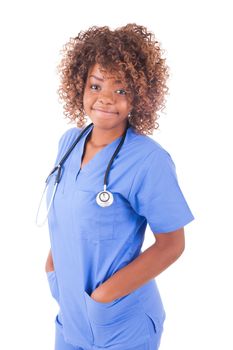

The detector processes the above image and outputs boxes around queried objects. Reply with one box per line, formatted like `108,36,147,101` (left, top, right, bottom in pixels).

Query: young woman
43,23,195,350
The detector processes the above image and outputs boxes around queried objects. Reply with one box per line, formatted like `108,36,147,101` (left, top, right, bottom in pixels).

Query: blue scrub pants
54,313,163,350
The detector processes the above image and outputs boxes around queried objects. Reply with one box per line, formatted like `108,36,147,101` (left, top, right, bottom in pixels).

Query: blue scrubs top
46,123,195,349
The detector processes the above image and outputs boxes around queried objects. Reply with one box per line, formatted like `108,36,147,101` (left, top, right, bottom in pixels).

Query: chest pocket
71,189,117,240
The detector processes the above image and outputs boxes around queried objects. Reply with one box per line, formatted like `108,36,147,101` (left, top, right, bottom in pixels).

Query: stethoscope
35,121,130,227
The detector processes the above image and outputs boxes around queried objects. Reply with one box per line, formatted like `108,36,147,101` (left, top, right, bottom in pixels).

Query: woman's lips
92,108,118,115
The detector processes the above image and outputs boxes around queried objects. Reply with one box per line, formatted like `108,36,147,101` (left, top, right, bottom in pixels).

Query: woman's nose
98,90,114,104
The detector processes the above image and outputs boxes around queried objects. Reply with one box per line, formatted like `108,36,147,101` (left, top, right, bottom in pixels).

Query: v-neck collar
76,123,133,174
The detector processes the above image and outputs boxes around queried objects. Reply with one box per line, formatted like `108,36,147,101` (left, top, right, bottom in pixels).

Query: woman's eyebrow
89,74,122,84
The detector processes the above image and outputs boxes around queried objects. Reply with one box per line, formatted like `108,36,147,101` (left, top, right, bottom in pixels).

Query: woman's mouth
92,108,118,115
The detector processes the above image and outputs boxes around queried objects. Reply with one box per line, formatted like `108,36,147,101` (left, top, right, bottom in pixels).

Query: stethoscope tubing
35,121,130,227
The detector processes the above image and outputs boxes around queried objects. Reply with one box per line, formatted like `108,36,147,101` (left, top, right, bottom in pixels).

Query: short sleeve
128,149,195,234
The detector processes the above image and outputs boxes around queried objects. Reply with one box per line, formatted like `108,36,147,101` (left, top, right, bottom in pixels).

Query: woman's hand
45,248,55,273
90,286,116,303
90,228,185,304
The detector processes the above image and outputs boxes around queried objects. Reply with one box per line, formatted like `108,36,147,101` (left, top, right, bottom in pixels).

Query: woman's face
83,63,132,130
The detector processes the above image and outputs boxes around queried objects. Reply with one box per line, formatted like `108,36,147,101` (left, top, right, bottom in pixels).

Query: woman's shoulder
130,128,171,160
55,126,84,159
59,126,82,139
58,126,83,146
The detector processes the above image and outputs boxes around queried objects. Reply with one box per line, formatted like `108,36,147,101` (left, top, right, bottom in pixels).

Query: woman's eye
90,84,99,90
116,89,127,95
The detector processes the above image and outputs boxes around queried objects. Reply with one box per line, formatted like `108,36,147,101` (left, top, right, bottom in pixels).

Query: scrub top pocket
83,289,150,348
72,190,116,240
46,270,59,303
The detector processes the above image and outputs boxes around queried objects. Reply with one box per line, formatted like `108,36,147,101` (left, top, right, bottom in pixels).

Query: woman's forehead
88,63,125,82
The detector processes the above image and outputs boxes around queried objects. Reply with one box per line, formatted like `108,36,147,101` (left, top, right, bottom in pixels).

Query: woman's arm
45,248,55,272
91,227,185,302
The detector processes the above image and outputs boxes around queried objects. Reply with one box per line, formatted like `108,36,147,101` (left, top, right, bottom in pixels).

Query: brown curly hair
57,23,170,135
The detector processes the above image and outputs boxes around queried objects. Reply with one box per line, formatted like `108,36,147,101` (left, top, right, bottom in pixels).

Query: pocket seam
144,312,158,335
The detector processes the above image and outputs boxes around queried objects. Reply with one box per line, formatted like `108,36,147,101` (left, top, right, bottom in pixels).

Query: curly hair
57,23,170,135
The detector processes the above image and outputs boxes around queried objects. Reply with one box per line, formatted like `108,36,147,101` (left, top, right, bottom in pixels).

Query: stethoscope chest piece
96,189,114,207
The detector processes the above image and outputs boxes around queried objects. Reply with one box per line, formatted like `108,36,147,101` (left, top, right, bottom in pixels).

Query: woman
43,23,195,350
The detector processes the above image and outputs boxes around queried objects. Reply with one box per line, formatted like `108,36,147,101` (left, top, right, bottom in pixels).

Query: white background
0,1,232,349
